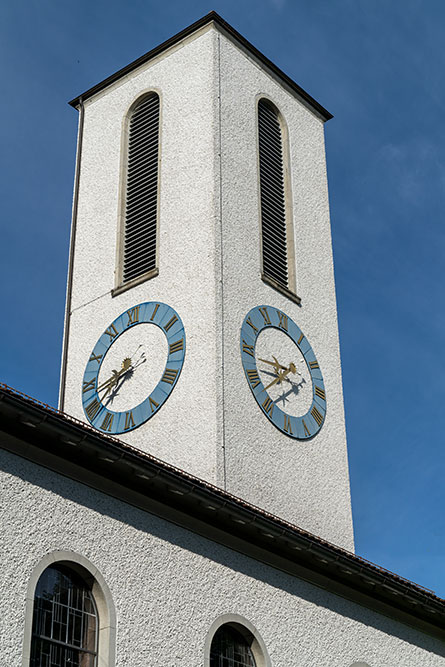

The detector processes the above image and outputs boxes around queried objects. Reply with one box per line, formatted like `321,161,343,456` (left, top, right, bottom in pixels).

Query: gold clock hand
263,376,281,391
97,374,117,393
258,358,277,366
272,356,281,368
101,382,116,400
263,367,292,391
97,357,134,395
258,357,287,371
97,370,121,393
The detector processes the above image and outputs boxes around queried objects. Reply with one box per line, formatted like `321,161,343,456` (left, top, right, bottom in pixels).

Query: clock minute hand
97,369,122,393
263,367,292,391
97,357,134,394
258,357,287,371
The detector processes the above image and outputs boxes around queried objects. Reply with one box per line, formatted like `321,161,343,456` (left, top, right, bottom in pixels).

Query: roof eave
0,384,444,639
68,11,332,122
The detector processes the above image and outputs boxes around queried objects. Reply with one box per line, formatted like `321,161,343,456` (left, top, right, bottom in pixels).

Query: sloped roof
69,11,332,121
0,382,444,639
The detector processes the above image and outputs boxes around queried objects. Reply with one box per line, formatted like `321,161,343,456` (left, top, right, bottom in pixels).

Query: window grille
30,565,98,667
123,92,160,285
258,98,289,290
210,625,257,667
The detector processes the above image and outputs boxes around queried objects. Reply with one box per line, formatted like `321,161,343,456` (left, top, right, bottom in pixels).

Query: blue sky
1,0,444,597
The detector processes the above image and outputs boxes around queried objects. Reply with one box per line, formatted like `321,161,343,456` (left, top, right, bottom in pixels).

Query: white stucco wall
62,26,222,483
216,33,354,550
1,451,443,667
60,23,353,550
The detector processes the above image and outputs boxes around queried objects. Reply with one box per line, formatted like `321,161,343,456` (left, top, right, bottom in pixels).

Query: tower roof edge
68,11,333,121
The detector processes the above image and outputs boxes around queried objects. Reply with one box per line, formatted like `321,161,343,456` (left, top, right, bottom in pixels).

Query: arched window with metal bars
121,92,160,287
210,625,257,667
30,564,98,667
258,98,297,301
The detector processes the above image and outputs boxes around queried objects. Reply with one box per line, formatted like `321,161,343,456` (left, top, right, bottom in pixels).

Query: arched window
210,624,257,667
258,98,296,299
121,92,160,287
30,564,98,667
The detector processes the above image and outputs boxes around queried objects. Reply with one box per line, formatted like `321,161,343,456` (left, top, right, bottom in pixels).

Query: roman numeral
150,303,160,321
302,419,311,437
242,340,254,358
85,398,101,421
277,311,288,331
262,397,274,417
149,396,159,413
164,314,178,332
284,415,293,434
311,405,324,426
127,306,140,326
104,324,118,341
315,386,326,401
162,368,178,385
297,333,304,345
309,361,319,370
246,317,258,335
124,412,135,430
100,412,114,432
89,352,103,364
169,339,184,355
246,369,260,388
82,378,96,394
259,307,271,325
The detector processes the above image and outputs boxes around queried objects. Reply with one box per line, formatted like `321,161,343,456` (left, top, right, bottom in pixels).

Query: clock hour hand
97,370,120,393
262,360,299,391
263,367,292,391
97,358,133,396
258,357,287,373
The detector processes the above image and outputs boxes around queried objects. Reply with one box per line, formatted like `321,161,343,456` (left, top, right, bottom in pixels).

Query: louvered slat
123,93,160,284
258,99,288,289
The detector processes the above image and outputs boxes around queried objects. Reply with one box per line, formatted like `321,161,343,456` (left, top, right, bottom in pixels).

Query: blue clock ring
240,305,326,440
82,302,186,434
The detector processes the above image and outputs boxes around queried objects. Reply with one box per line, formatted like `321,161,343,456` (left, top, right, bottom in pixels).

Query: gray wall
1,449,444,667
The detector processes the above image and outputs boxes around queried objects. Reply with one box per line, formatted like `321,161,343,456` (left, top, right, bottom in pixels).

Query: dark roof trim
0,383,444,638
68,11,332,121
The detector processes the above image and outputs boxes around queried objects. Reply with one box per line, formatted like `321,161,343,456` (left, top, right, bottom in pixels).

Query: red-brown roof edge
1,379,445,634
68,11,332,121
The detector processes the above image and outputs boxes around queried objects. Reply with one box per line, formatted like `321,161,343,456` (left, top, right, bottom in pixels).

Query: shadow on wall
2,448,444,660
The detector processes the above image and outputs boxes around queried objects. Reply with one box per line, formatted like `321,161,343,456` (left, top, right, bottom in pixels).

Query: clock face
82,302,185,434
240,305,326,439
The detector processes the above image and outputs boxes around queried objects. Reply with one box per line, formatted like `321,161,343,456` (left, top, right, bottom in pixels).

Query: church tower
59,13,354,551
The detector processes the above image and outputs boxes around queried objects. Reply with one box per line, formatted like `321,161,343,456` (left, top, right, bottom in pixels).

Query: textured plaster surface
62,27,221,482
217,34,354,550
1,451,444,667
61,25,353,549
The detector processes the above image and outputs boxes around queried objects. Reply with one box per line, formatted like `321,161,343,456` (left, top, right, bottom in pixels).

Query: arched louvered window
30,564,98,667
258,98,297,301
122,92,160,286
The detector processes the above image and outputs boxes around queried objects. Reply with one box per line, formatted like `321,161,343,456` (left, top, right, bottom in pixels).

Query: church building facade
1,12,444,667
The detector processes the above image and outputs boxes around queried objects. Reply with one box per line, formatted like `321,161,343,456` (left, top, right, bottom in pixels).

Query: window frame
22,552,116,667
31,564,99,666
204,615,270,667
113,89,162,297
256,95,300,305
